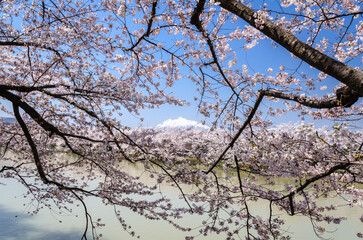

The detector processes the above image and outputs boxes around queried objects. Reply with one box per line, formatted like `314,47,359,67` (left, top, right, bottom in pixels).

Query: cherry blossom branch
0,133,16,158
334,15,355,55
1,86,148,169
300,190,323,239
71,190,95,240
9,106,119,239
1,89,113,175
12,102,103,196
277,162,352,215
1,165,43,203
206,92,264,174
40,89,147,159
0,89,100,143
0,40,76,83
218,0,363,96
128,1,158,51
0,83,117,99
190,0,243,102
268,200,277,240
0,164,23,173
1,85,143,157
208,170,221,228
150,159,194,212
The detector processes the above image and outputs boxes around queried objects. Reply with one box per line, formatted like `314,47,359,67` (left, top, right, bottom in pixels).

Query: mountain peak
156,117,210,130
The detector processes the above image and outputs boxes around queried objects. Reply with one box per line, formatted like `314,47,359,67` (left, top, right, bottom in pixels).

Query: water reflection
0,205,81,240
0,156,362,239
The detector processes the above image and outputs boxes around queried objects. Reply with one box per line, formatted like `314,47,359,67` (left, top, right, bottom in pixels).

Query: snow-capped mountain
156,117,210,130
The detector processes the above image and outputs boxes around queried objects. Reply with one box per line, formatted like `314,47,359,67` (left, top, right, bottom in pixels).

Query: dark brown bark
336,86,360,107
261,88,359,108
218,0,363,97
0,41,62,56
128,1,158,51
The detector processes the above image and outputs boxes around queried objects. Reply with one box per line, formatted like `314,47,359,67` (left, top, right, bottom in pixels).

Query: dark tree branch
206,92,264,174
336,86,360,107
13,103,49,184
0,89,114,175
234,155,253,238
288,194,294,216
145,1,157,36
12,102,100,196
0,41,64,57
0,86,149,169
234,155,245,195
275,162,352,215
334,15,355,56
260,88,357,108
150,159,194,212
268,200,277,239
71,190,93,240
293,162,351,196
0,84,57,92
127,0,158,51
0,89,91,143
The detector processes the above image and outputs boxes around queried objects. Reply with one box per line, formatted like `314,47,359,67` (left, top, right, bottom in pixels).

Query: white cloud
156,117,210,130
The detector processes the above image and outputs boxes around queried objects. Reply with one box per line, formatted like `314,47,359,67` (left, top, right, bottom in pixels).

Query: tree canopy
0,0,362,239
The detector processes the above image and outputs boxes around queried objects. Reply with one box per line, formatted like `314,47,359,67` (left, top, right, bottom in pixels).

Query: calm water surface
0,155,362,240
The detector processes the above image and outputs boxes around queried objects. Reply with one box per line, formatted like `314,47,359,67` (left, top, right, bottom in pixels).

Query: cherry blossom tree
0,0,362,239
